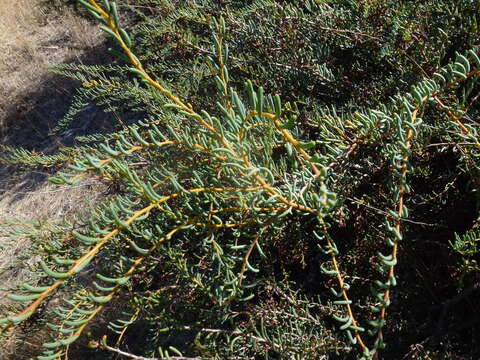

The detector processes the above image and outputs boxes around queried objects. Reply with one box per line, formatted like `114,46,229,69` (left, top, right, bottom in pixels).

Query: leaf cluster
1,1,480,359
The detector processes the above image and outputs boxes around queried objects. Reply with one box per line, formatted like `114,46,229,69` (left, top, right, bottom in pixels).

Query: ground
0,2,106,358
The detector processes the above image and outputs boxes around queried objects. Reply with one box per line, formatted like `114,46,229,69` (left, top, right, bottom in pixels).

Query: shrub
1,1,480,359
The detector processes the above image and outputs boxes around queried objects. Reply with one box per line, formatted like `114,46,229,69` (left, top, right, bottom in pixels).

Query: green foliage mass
1,0,480,359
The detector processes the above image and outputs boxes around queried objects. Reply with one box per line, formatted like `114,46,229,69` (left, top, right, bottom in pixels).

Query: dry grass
0,0,101,133
0,2,108,357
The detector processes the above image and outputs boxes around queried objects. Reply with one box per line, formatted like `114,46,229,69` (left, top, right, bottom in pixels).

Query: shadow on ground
0,40,117,206
0,37,116,360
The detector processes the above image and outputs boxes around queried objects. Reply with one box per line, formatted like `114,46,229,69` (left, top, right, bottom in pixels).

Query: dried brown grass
0,0,101,132
0,2,107,357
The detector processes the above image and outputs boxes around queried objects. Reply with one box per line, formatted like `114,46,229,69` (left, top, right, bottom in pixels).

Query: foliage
1,0,480,359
